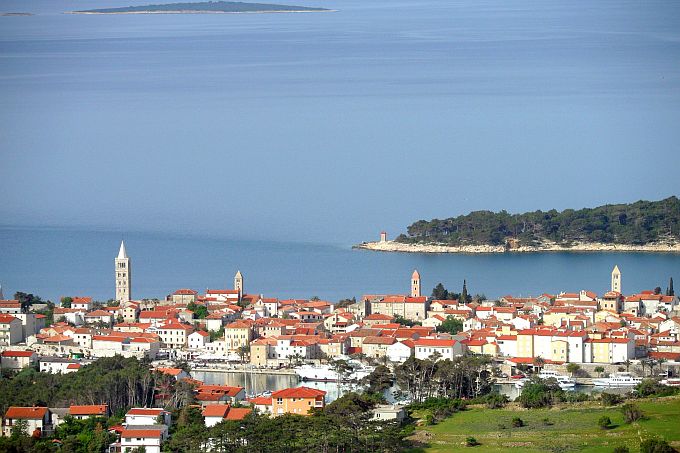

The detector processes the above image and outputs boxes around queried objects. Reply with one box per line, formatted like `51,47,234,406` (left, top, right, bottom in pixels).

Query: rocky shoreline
354,240,680,254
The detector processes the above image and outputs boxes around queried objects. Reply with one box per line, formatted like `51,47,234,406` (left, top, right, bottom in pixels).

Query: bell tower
411,269,421,298
234,270,244,299
115,240,131,302
611,265,621,293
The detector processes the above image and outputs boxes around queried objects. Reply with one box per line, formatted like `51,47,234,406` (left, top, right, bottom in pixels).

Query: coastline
69,10,334,15
354,240,680,254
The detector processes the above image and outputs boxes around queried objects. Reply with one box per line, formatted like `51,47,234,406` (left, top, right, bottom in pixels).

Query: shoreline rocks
354,240,680,254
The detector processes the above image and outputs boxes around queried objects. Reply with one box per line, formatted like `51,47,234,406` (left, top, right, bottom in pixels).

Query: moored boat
593,372,642,387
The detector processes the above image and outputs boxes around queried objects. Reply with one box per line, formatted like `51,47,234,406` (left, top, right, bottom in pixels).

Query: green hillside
396,197,680,247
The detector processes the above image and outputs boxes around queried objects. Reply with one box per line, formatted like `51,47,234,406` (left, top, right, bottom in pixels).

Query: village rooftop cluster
1,242,679,451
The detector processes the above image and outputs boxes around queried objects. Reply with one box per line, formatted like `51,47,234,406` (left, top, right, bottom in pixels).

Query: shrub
465,437,480,447
598,415,612,430
484,393,510,409
511,417,525,428
497,423,506,430
542,417,553,426
612,447,630,453
635,380,680,398
639,438,677,453
621,403,643,424
518,379,564,408
601,392,623,406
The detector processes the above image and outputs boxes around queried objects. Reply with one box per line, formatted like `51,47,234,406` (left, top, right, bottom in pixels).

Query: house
195,385,246,406
156,320,194,349
120,426,168,453
248,396,273,415
204,313,226,332
362,336,395,359
0,314,23,345
2,407,51,437
188,330,211,350
202,404,252,427
155,367,190,381
171,289,198,304
271,387,325,416
368,295,430,322
414,338,464,361
0,300,22,314
1,350,37,370
125,408,171,426
84,309,114,326
224,321,253,351
69,405,109,419
70,297,93,311
371,404,406,423
39,357,80,374
386,340,414,363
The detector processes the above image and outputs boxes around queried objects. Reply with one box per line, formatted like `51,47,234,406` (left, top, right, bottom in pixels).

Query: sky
1,0,679,244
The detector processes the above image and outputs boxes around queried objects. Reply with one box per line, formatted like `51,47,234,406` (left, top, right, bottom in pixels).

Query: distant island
72,1,332,14
357,196,680,253
1,12,34,16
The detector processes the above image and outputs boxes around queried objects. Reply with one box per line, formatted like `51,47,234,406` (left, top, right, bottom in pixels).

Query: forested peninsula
72,1,331,14
358,197,680,253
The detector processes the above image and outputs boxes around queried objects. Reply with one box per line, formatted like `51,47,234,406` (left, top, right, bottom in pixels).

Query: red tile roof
69,405,108,416
0,314,17,323
5,407,48,419
225,407,252,420
1,350,35,357
272,386,326,399
202,404,229,417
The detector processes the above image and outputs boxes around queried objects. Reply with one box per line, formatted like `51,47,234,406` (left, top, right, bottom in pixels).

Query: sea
0,226,677,303
1,0,679,301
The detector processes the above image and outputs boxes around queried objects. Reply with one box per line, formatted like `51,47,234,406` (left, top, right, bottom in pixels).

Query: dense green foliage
166,392,407,452
397,196,680,247
517,378,564,408
0,356,156,414
77,1,329,13
395,356,493,403
436,316,464,335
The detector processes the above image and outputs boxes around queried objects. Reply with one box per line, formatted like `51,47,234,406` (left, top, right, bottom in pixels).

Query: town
0,241,678,452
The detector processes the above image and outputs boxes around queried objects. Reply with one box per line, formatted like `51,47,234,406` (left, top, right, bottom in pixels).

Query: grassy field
407,396,680,453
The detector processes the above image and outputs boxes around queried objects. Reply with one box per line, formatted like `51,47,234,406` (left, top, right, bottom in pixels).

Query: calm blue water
0,2,678,301
0,0,679,243
0,227,677,302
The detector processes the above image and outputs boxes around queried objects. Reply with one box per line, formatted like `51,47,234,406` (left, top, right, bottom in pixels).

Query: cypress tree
668,277,675,296
461,279,469,304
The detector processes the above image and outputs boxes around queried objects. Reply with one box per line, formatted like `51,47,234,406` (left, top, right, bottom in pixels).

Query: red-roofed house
2,407,51,437
69,405,109,419
202,404,252,427
271,387,325,416
414,338,464,361
1,350,37,370
121,427,168,453
0,314,22,345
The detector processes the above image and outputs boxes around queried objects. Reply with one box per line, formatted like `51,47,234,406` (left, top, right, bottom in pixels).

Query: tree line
397,196,680,247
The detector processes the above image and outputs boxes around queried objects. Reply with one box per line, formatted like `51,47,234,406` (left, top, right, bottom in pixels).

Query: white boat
660,378,680,387
593,372,642,387
515,370,576,389
295,363,374,382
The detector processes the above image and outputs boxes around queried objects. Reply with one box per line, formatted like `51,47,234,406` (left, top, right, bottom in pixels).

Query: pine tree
431,283,448,300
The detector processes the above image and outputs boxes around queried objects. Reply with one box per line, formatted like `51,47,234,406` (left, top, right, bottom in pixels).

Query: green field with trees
406,396,680,453
396,196,680,247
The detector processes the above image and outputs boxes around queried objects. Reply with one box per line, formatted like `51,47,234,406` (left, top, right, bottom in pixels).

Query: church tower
411,269,421,298
611,265,621,293
115,240,131,302
234,270,244,299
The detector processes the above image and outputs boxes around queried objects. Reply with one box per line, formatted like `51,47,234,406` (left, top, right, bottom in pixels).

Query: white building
125,408,171,426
